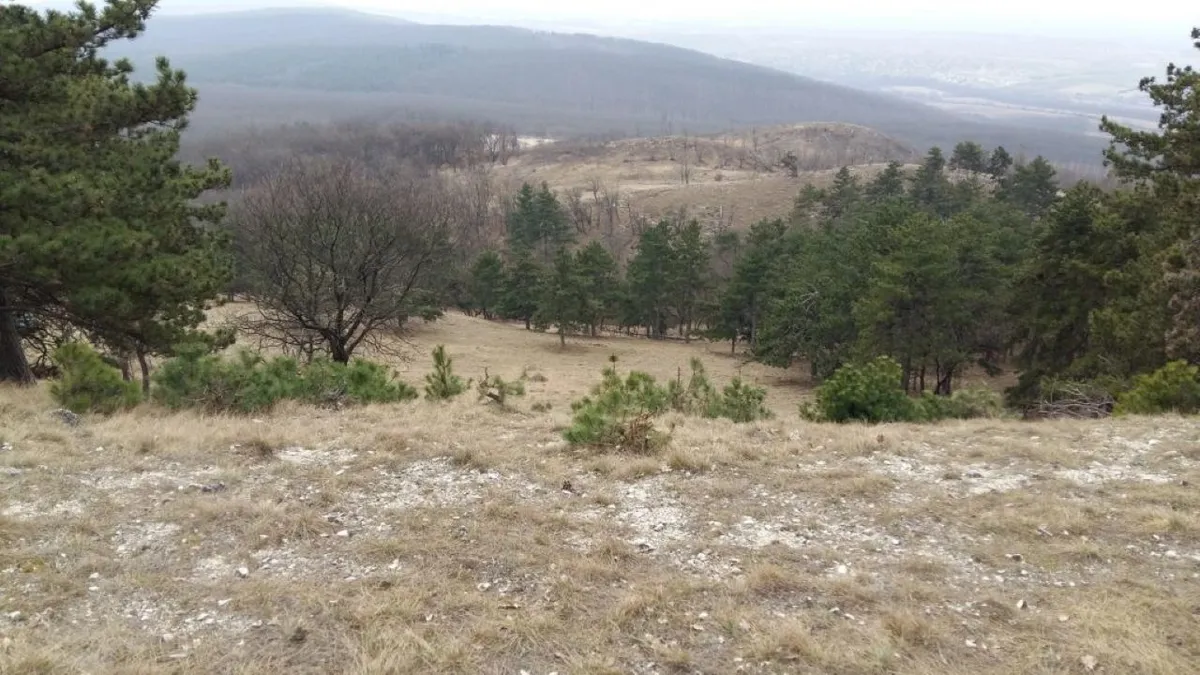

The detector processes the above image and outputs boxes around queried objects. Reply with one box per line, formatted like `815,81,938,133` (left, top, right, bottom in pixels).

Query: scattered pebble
236,567,250,579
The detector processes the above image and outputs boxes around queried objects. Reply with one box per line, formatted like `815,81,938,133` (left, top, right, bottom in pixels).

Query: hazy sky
23,0,1200,39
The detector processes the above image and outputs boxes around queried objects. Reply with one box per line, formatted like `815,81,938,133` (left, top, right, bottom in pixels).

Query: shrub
710,377,774,423
49,342,142,414
914,387,1006,421
666,359,773,423
804,356,915,423
424,345,468,401
477,369,526,405
564,356,671,453
153,345,416,413
304,357,418,406
1115,361,1200,416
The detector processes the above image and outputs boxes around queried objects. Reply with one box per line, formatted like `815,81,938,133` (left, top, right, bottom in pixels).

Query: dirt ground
2,315,1198,674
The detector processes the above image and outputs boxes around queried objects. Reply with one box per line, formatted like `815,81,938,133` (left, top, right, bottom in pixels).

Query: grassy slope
2,313,1198,674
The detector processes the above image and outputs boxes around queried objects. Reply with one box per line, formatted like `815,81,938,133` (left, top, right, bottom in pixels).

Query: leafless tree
233,157,453,363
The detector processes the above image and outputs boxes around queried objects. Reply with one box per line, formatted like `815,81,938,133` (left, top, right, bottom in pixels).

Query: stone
236,567,250,578
49,409,81,427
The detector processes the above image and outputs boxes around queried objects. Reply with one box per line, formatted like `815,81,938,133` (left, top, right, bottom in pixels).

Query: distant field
3,311,1198,674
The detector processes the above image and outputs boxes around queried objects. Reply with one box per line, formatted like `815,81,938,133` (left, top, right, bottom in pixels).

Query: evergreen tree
669,220,711,342
909,147,950,215
626,222,675,338
1007,184,1134,402
574,241,621,336
999,156,1059,218
949,141,987,173
505,182,573,264
468,250,505,319
713,219,786,352
987,146,1014,179
499,253,542,330
535,248,587,346
0,1,232,384
825,167,862,220
1101,27,1200,363
854,212,1007,394
865,161,907,203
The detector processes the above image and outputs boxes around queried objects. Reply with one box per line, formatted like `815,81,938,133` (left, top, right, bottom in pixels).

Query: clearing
2,314,1198,674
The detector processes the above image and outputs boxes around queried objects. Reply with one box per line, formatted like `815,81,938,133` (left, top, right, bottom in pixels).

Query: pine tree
574,241,621,336
1101,27,1200,363
499,253,543,330
999,156,1059,218
866,161,907,203
949,141,987,173
626,222,675,339
468,250,505,319
535,248,587,346
714,219,786,351
987,146,1014,179
0,1,232,384
910,147,950,215
825,167,862,220
669,220,710,342
505,182,573,265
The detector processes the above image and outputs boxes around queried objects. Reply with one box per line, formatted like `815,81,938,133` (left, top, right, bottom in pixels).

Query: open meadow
2,314,1198,674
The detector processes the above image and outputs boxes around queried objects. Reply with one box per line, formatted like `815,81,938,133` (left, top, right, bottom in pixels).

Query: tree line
4,1,1199,416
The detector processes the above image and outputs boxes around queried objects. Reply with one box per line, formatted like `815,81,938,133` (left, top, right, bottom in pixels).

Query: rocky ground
2,384,1198,674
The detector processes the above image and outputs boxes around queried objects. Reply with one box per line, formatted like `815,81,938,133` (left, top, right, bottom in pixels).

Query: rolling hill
110,8,1107,163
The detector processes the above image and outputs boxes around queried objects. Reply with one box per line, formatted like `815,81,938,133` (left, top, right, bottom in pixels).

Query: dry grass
3,315,1200,674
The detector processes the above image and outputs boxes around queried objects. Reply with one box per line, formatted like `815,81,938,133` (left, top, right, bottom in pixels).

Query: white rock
236,567,250,578
336,530,350,538
836,565,849,575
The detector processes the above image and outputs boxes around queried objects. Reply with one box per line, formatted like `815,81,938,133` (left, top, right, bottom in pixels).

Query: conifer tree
574,241,621,336
669,220,710,341
987,146,1014,179
499,253,543,330
999,156,1059,218
626,222,675,339
468,250,505,319
505,182,573,264
949,141,987,173
0,0,232,384
865,161,907,203
1101,27,1200,363
535,248,587,346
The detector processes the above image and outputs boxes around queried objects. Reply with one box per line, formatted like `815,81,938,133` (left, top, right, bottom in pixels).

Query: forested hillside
106,8,1105,162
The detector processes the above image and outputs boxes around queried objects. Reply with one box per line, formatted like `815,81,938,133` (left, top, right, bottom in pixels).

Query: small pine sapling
424,345,468,401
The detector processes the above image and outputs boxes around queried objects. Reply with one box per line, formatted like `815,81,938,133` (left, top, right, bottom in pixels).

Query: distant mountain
110,8,1106,163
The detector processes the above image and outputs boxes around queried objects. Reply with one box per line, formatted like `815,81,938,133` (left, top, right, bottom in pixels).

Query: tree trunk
731,337,737,354
137,349,152,397
0,288,34,385
524,316,531,330
559,327,566,346
329,336,351,364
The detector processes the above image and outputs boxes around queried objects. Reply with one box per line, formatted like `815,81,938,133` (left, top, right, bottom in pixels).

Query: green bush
804,356,915,423
424,345,468,401
564,356,671,453
1115,361,1200,415
914,387,1006,421
710,377,774,423
152,345,416,414
666,359,773,423
49,342,142,414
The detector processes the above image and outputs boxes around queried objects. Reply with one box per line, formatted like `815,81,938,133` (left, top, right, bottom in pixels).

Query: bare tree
233,158,453,363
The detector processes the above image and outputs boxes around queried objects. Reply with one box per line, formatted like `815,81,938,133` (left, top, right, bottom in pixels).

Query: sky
20,0,1200,40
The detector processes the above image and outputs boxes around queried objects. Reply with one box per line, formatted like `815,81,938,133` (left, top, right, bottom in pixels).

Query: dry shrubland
3,314,1199,674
